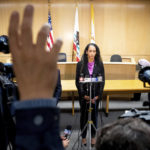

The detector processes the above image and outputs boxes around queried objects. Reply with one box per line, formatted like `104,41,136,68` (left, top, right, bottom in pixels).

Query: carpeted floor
59,93,150,150
60,110,125,150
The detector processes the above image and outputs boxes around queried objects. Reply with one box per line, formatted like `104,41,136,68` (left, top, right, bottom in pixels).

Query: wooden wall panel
0,0,150,62
57,58,136,80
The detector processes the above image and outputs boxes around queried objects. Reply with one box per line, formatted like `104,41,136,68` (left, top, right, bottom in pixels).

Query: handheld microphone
64,125,72,139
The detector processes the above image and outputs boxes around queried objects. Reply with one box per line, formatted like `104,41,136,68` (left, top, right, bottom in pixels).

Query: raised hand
8,5,62,100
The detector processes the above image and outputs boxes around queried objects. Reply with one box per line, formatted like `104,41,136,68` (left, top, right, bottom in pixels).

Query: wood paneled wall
0,0,150,62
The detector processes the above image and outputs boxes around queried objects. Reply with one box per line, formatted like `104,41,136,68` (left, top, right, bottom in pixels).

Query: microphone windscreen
64,125,72,138
66,125,72,130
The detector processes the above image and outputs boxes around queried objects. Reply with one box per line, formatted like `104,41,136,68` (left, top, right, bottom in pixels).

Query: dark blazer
53,70,62,104
76,61,105,100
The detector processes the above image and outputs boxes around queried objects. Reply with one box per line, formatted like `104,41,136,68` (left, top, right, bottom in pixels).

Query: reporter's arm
8,5,63,150
9,5,62,100
14,99,64,150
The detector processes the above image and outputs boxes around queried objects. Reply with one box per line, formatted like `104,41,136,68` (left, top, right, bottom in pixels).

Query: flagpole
72,0,77,62
48,0,50,12
48,0,51,17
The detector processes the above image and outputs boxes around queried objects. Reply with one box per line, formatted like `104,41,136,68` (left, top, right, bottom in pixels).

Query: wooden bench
61,80,150,115
58,58,136,80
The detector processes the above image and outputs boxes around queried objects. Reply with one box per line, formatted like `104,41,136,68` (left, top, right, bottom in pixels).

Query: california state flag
72,6,80,62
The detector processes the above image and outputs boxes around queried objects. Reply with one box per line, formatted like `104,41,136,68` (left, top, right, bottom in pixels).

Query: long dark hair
80,43,102,73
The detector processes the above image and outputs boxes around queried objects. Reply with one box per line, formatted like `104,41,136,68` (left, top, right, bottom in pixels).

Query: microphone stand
73,79,101,150
87,81,97,150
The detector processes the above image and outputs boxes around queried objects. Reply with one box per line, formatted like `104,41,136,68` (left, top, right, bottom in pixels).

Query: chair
110,54,122,62
58,53,67,62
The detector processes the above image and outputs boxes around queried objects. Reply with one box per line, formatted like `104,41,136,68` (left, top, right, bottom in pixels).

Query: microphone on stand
84,75,91,82
83,74,103,83
79,73,84,82
79,73,84,96
93,74,96,100
84,75,90,96
98,73,103,82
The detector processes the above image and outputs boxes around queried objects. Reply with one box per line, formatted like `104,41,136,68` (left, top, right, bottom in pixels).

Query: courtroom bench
58,57,136,80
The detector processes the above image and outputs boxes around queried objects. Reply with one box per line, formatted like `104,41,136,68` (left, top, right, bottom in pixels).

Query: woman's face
86,45,96,62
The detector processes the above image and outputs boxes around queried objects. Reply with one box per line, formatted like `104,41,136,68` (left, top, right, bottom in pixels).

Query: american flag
46,11,54,51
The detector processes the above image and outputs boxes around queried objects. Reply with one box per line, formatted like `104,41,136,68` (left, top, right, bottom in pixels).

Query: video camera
0,35,17,101
139,66,150,87
0,35,18,150
120,64,150,125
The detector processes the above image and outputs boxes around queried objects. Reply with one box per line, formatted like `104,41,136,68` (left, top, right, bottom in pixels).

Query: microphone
64,125,72,139
91,74,97,82
98,74,103,82
83,74,103,83
79,73,84,82
84,75,98,82
84,75,91,82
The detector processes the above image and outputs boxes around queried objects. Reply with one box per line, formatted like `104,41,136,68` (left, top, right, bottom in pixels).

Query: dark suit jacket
76,61,105,100
53,70,62,104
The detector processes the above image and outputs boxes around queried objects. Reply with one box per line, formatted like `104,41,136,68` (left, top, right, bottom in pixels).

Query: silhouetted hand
61,136,70,148
91,96,98,104
84,95,90,103
8,5,62,100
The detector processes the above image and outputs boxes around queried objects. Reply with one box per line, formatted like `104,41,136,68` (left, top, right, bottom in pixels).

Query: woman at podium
75,43,105,146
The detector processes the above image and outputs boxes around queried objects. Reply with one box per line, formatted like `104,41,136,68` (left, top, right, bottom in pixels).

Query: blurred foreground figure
9,5,64,150
96,118,150,150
